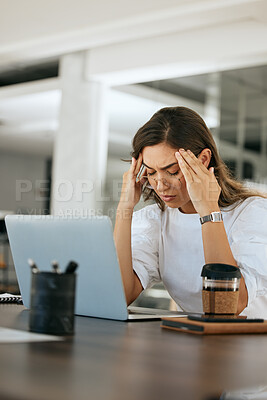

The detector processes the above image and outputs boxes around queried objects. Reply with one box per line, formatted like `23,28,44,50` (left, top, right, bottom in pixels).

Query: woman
114,106,267,317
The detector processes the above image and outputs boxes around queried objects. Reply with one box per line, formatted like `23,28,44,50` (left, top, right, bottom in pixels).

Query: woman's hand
118,154,146,211
175,149,221,216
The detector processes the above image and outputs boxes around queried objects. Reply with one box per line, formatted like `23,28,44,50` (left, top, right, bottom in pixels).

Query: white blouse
131,196,267,318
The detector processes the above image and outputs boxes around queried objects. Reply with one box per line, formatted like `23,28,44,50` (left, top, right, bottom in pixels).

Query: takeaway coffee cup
29,271,76,335
201,264,241,315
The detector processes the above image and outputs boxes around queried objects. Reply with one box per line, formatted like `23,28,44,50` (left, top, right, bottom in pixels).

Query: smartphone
188,314,264,323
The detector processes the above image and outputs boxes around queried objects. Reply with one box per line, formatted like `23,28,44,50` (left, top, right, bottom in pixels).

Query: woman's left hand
175,149,221,217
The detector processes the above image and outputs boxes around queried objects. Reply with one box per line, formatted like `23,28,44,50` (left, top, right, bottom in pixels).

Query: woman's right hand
118,154,146,211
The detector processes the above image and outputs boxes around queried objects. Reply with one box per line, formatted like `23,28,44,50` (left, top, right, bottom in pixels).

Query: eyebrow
142,162,178,171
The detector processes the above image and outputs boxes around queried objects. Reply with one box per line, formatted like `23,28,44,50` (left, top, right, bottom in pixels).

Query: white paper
0,293,21,300
0,327,63,343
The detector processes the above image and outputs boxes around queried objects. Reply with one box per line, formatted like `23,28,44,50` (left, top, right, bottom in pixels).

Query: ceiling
1,0,267,69
0,0,267,160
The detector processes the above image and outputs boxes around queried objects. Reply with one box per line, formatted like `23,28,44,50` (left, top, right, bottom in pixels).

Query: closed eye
147,171,179,176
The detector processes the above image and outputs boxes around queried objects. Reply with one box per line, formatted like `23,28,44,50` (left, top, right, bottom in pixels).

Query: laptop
5,215,187,321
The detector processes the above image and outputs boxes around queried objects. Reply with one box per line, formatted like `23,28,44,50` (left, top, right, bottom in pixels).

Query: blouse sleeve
131,205,161,289
230,198,267,307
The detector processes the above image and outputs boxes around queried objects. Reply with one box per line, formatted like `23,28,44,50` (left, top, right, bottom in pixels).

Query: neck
178,201,197,214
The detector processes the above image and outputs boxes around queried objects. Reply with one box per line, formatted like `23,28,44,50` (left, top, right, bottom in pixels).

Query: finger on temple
187,150,210,174
178,152,197,175
130,158,138,177
177,154,194,181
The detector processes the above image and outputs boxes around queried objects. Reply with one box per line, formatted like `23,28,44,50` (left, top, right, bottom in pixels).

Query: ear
197,148,212,168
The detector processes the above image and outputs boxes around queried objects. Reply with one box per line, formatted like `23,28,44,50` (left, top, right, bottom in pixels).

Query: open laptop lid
5,215,129,321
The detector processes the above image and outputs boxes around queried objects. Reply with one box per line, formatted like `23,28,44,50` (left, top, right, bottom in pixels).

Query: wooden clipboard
161,317,267,335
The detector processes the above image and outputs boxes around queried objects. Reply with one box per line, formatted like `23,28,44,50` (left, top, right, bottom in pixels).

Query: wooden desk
0,305,267,400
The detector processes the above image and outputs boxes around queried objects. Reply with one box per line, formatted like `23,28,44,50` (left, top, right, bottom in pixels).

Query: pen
28,258,39,274
51,260,61,274
64,261,78,274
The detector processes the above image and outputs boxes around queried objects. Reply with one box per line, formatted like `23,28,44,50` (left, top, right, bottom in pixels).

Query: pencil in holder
29,271,76,335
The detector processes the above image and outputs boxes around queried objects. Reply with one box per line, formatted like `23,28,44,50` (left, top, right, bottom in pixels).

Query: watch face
211,212,222,222
200,212,222,225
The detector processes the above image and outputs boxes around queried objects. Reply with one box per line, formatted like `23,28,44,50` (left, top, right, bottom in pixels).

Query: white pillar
259,97,267,181
204,72,221,147
51,51,109,216
236,85,246,180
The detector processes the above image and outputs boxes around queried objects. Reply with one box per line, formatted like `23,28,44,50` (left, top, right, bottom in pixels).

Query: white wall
0,151,48,214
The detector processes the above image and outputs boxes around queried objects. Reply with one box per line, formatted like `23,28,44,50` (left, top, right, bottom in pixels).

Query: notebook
161,317,267,335
5,215,187,321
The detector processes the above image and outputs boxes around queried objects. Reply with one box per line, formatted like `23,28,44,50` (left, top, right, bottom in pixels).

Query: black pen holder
29,272,76,335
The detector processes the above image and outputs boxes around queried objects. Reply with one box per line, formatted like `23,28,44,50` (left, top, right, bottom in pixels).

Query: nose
156,178,169,191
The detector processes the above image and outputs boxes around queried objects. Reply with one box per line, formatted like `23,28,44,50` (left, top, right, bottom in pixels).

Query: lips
160,195,176,202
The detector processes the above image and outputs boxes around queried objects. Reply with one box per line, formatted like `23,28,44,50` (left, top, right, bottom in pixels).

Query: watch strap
200,211,223,225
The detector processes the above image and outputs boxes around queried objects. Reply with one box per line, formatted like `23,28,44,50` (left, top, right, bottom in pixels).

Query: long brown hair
131,106,266,211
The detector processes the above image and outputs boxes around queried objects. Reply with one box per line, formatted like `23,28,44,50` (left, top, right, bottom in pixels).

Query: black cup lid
201,263,241,280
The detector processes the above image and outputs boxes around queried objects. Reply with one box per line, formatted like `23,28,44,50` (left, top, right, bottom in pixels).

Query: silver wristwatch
200,211,223,225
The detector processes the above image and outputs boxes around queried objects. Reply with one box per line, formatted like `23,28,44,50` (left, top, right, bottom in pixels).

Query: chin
162,197,192,212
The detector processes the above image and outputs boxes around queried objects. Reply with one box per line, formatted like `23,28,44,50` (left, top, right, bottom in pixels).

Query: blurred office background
0,0,267,305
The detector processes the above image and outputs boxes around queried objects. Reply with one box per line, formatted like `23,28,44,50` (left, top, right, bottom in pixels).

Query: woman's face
142,143,195,213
